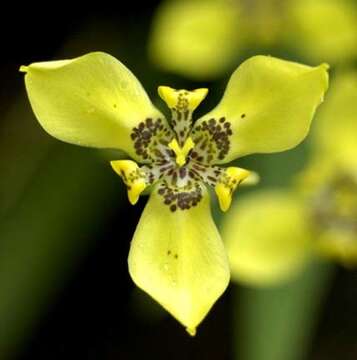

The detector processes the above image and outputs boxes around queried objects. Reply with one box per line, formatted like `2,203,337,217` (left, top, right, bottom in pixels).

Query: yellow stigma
215,167,251,212
110,160,147,205
168,137,195,167
158,86,208,111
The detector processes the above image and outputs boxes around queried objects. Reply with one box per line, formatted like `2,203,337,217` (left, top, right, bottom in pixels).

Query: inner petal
158,86,208,146
187,162,252,212
111,159,167,204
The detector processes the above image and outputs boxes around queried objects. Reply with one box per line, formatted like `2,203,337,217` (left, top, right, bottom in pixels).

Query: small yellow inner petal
127,181,147,205
215,167,251,212
158,86,208,111
110,160,147,205
168,137,195,167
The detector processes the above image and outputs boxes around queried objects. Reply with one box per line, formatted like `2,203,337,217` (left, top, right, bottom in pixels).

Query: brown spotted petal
190,116,232,165
156,179,204,212
130,117,175,164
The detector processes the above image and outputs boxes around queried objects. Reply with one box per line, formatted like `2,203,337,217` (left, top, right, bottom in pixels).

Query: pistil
168,137,195,167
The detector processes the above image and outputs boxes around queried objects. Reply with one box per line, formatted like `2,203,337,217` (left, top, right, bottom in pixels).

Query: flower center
168,137,195,167
311,173,357,237
116,85,251,212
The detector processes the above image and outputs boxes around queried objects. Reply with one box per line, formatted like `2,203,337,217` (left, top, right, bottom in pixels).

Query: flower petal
191,56,329,163
128,182,230,334
214,167,250,212
286,0,357,64
310,71,357,168
149,0,242,79
222,190,313,286
21,52,170,162
315,229,357,267
110,160,148,205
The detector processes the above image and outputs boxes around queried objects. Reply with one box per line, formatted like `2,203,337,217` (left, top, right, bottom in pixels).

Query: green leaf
233,261,334,360
0,145,119,357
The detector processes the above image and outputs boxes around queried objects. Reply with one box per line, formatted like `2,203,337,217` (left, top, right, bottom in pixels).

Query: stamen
110,160,147,205
168,137,195,167
215,167,250,212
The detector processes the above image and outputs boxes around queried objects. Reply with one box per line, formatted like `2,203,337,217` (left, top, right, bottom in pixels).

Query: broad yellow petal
21,52,168,162
192,56,328,163
128,182,230,334
222,190,313,286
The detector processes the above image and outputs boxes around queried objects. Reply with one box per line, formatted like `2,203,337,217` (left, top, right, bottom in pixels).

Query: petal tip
215,184,231,212
158,85,176,108
186,327,197,337
128,182,146,205
19,65,28,73
242,171,260,186
110,160,147,205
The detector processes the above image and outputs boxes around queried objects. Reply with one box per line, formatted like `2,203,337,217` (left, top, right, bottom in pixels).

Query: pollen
168,137,195,167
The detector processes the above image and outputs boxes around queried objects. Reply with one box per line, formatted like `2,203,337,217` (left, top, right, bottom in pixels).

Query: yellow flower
222,71,357,287
20,52,328,334
149,0,357,79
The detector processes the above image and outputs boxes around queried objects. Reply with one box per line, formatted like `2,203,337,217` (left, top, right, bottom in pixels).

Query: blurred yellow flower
149,0,242,79
149,0,357,79
20,52,327,333
222,71,357,287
